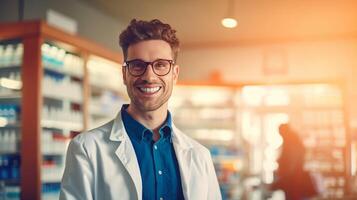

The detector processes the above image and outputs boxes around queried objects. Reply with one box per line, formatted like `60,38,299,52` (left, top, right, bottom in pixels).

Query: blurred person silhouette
271,123,317,200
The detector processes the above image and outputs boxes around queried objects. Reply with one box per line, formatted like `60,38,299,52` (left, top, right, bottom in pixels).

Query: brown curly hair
119,19,180,62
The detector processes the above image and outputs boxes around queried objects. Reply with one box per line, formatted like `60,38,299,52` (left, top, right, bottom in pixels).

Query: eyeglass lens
127,59,172,76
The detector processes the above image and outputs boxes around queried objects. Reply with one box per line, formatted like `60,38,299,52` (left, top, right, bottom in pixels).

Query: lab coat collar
109,111,126,142
110,110,193,150
109,112,142,200
109,110,194,200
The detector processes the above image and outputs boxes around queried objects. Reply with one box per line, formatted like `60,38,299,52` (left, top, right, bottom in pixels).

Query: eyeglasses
123,59,174,77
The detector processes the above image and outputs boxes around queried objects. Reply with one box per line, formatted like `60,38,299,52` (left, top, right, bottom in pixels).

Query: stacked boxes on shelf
40,42,85,200
0,21,126,200
0,43,23,67
0,41,23,200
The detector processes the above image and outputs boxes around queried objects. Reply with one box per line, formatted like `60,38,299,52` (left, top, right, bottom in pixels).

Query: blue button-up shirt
121,105,184,200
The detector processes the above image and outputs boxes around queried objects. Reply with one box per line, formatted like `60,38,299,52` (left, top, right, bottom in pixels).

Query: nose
141,64,157,81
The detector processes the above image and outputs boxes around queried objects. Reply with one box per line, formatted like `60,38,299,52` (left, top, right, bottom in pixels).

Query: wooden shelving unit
0,20,124,200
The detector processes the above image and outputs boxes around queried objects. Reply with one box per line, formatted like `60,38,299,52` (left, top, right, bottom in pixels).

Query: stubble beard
128,86,172,113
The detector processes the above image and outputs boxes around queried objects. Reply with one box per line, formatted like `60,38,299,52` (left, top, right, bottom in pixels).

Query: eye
154,60,169,69
129,60,146,71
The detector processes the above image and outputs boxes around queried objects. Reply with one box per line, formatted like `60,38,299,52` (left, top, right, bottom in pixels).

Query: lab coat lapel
172,125,193,200
115,140,142,200
110,112,142,200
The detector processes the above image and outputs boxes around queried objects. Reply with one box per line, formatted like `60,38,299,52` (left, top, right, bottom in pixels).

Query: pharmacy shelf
0,94,22,103
43,94,82,105
41,119,83,132
0,65,22,71
90,111,112,118
1,179,21,185
89,83,122,94
0,122,21,129
41,149,68,156
43,65,83,79
0,19,123,200
0,152,20,155
89,104,116,118
41,170,64,183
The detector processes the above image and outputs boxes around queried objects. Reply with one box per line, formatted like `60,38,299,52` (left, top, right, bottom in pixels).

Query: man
60,19,222,200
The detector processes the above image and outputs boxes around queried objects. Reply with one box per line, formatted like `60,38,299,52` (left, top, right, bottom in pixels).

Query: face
123,40,179,112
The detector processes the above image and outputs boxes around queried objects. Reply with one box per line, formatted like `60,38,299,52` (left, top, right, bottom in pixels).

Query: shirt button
158,170,162,175
154,145,158,150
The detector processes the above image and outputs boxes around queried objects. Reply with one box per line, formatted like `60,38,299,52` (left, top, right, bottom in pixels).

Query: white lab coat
59,112,222,200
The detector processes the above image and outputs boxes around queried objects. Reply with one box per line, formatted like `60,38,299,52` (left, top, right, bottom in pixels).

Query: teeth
139,87,160,93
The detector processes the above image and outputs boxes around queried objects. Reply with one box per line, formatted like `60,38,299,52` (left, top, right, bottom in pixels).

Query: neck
126,103,168,136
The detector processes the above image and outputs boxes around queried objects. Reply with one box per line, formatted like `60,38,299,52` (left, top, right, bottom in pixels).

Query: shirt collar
121,104,173,142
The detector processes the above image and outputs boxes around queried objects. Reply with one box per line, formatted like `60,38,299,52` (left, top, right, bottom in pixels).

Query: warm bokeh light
265,88,290,106
241,86,265,106
192,129,234,141
187,86,233,106
221,18,238,28
241,111,261,145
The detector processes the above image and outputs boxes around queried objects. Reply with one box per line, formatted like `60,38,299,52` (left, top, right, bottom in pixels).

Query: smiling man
60,19,222,200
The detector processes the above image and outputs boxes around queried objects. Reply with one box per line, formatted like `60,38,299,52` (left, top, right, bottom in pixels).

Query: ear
122,66,127,85
172,64,179,84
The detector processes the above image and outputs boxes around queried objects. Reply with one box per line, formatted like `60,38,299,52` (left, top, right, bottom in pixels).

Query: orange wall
179,38,357,129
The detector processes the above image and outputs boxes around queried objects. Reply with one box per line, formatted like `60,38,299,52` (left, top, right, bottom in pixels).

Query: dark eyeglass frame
123,59,174,77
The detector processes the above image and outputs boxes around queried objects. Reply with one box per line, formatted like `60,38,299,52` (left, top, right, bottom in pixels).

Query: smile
138,86,161,94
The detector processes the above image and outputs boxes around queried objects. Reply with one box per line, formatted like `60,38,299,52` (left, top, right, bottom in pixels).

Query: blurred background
0,0,357,199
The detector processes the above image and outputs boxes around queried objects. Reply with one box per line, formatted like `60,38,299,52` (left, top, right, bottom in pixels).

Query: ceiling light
222,0,238,29
221,18,237,28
